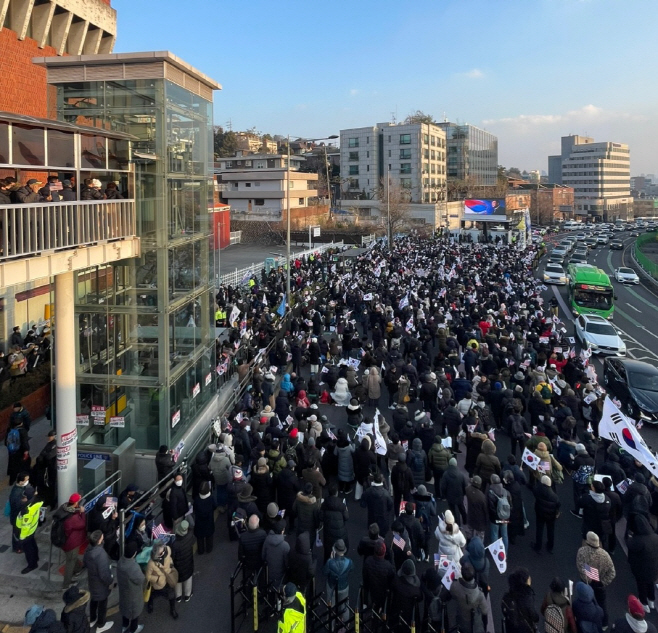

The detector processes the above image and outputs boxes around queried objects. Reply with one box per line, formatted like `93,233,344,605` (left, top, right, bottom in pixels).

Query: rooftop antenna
391,111,396,125
226,119,233,131
443,112,447,122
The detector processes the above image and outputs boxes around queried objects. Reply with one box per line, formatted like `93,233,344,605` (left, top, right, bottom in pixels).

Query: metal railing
361,233,376,246
229,230,242,245
219,240,345,287
0,199,136,261
634,232,658,280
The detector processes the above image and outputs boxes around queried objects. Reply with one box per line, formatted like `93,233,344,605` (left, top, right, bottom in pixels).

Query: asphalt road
142,236,658,633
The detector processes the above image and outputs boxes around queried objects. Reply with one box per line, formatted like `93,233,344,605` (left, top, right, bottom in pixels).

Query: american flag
152,523,169,540
583,564,599,582
392,534,406,550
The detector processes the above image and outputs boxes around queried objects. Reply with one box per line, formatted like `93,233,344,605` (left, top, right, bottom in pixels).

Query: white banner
598,396,658,477
373,410,387,456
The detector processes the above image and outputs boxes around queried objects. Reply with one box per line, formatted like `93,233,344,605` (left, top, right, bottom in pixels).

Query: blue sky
114,0,658,175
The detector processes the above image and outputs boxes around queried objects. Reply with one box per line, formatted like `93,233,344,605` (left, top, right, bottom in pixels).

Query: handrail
0,199,136,261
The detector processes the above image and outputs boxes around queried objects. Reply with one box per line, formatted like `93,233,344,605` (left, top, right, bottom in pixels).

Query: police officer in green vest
215,307,226,328
16,487,43,574
278,583,306,633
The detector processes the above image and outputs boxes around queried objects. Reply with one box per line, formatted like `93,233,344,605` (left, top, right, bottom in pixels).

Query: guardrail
361,233,376,246
0,199,136,261
219,240,345,287
229,230,242,245
634,232,658,280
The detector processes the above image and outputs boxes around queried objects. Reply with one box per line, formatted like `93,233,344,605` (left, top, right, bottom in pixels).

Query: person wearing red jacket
60,493,88,589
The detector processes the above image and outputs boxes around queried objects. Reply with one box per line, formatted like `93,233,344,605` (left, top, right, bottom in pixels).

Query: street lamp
285,134,338,305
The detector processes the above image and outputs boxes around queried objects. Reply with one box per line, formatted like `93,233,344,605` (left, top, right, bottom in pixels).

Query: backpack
544,603,565,633
6,428,20,454
494,491,511,522
540,385,552,401
411,451,424,474
50,511,69,548
416,504,431,535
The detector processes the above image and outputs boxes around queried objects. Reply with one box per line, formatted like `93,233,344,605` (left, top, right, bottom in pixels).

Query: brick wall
0,28,58,118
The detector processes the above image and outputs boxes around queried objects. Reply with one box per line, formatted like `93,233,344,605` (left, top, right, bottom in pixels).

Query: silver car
575,314,626,356
543,263,567,285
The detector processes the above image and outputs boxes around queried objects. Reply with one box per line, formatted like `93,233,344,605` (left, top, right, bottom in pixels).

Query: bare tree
404,110,437,125
375,178,412,240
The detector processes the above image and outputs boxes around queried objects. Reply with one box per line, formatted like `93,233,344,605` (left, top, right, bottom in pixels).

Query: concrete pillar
55,271,78,504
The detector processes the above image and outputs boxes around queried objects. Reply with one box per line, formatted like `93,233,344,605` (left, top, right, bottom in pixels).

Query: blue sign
84,486,113,513
78,452,111,461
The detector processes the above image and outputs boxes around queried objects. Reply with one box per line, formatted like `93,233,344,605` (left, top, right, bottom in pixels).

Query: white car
575,314,626,356
597,235,609,245
543,263,568,285
614,267,640,284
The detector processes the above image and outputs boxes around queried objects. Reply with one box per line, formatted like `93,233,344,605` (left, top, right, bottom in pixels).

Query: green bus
567,264,615,320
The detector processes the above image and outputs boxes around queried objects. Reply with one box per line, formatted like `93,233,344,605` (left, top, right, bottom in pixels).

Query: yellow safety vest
16,500,43,540
248,279,255,288
278,592,306,633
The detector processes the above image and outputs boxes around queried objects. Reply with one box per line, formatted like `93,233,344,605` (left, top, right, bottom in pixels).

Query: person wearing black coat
502,567,540,633
276,462,301,520
60,586,91,633
392,405,409,433
34,430,57,510
391,459,415,513
353,438,376,489
191,450,213,499
533,475,561,553
390,559,423,630
627,515,658,609
580,481,613,549
360,472,394,536
193,481,217,554
171,520,195,601
440,459,467,525
503,471,525,545
82,531,113,631
155,445,176,483
250,458,274,514
87,495,120,560
286,531,316,593
238,516,267,579
165,474,189,528
320,484,349,562
363,539,395,615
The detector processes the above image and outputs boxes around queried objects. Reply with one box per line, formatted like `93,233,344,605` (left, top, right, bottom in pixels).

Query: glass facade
439,123,498,187
52,77,215,451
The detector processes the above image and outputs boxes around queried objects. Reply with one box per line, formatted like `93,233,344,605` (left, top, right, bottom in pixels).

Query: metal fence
634,232,658,279
229,231,242,245
219,240,345,287
0,199,136,260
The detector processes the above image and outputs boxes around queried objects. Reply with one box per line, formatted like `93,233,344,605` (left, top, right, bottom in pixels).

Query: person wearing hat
60,179,76,202
571,582,604,633
293,481,321,537
532,475,561,554
390,558,422,630
118,541,145,633
362,539,394,615
323,539,353,624
450,562,489,633
262,520,290,590
81,178,105,201
236,483,260,520
571,444,595,518
171,520,195,603
464,475,488,542
15,486,42,575
145,541,178,619
16,178,49,204
251,457,274,515
278,583,306,633
165,473,189,529
611,595,657,633
576,532,616,627
52,492,87,589
60,585,90,633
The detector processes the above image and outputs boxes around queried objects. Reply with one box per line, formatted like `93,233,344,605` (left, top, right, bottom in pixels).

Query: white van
563,221,581,231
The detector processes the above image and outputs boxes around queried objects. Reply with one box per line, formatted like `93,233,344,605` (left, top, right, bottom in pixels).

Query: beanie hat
400,559,416,576
471,475,482,489
267,502,279,519
257,457,267,468
444,510,455,525
284,582,297,598
586,531,600,547
628,595,646,619
575,443,587,454
289,428,298,439
449,458,457,467
374,539,386,558
541,475,552,486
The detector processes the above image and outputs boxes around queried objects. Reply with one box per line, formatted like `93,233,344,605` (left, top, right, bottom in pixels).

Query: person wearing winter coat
366,367,382,406
190,450,213,499
541,577,576,633
250,458,274,514
353,437,376,492
334,431,355,493
60,586,90,633
465,475,489,540
406,437,429,488
576,532,615,627
413,484,437,554
171,520,195,602
117,542,145,633
450,563,488,633
390,457,414,513
145,542,178,619
611,595,658,633
460,537,490,597
28,609,65,633
390,559,423,630
502,567,539,633
627,515,658,611
165,473,189,529
323,539,353,623
487,474,512,553
504,470,526,545
475,439,501,485
193,481,216,554
209,442,232,511
86,495,120,560
293,482,321,536
301,461,326,502
580,481,613,549
276,461,301,519
440,458,467,525
82,531,114,632
444,401,464,452
321,483,349,562
434,510,466,566
428,436,451,492
55,494,88,590
533,475,561,553
363,539,395,615
262,522,290,589
399,501,425,560
360,472,394,536
572,582,604,633
287,531,316,593
331,377,352,406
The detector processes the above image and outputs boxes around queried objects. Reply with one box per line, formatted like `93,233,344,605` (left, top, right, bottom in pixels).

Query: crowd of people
0,176,124,205
7,231,658,633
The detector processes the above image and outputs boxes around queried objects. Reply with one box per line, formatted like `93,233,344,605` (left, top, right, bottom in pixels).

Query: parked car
614,267,640,284
575,314,626,356
603,357,658,421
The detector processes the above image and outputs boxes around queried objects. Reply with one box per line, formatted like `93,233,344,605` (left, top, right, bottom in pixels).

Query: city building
215,153,319,222
510,183,575,224
34,51,221,492
548,135,631,221
436,122,498,187
235,132,277,154
338,121,447,227
632,198,658,219
0,0,117,118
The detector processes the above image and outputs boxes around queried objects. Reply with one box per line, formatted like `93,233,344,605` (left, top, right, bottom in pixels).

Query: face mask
175,480,183,487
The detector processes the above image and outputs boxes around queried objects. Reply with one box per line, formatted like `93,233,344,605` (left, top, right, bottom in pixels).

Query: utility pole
286,135,291,302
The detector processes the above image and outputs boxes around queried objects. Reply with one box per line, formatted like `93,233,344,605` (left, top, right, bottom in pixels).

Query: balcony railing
0,200,136,261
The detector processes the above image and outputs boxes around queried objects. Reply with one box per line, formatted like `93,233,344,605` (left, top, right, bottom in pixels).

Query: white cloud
462,69,484,79
349,89,359,96
482,104,643,128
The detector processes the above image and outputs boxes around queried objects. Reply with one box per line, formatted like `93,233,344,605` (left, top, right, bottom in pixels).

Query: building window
289,181,294,188
424,149,429,159
245,182,252,187
388,150,391,158
298,198,304,205
348,138,359,147
431,164,436,174
431,150,435,160
425,193,430,202
349,165,359,175
245,160,252,167
225,161,233,168
424,134,429,144
255,199,264,206
366,136,370,144
256,161,265,168
401,178,412,189
349,151,359,161
232,182,238,189
400,163,411,174
431,136,436,146
366,165,370,171
349,178,359,189
424,164,429,174
400,134,411,145
400,149,411,159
